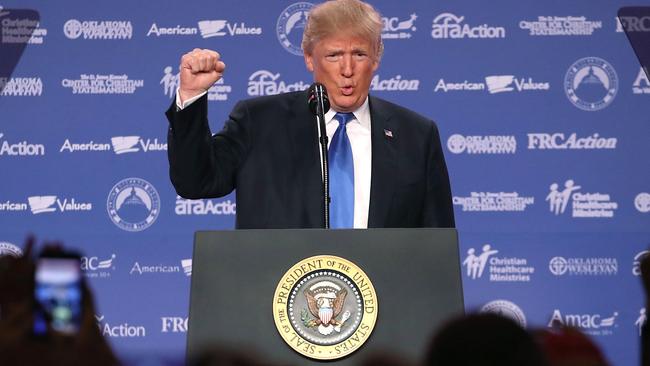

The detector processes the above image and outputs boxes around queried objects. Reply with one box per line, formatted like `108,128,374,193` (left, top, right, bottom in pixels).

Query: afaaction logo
175,196,236,216
247,70,309,96
0,133,45,156
431,13,505,39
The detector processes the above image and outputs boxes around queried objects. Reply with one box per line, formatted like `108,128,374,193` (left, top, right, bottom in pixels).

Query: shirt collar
324,96,371,131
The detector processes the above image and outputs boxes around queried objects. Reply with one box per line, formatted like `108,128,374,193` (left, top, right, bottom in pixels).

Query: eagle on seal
304,288,347,329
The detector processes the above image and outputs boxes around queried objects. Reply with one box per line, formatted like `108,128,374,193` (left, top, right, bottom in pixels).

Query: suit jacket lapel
367,96,399,228
286,91,324,227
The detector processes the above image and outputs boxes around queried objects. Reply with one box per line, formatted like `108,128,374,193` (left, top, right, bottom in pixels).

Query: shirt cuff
175,88,208,110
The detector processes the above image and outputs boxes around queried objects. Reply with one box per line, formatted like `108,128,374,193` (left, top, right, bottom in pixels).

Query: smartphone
33,252,83,336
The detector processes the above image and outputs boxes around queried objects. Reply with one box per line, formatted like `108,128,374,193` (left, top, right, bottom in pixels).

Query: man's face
304,35,379,113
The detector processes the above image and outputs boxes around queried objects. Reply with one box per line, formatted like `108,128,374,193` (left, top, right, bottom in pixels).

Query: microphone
308,82,331,228
308,82,330,116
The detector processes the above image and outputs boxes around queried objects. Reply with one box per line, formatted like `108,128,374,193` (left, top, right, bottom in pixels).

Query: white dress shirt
176,89,373,229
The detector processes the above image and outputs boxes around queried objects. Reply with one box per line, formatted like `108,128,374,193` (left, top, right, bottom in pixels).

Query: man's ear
304,52,314,72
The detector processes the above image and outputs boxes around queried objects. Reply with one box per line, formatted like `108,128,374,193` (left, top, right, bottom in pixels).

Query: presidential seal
273,255,377,360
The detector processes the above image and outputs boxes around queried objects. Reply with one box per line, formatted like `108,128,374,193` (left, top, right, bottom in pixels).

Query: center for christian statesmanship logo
273,255,377,360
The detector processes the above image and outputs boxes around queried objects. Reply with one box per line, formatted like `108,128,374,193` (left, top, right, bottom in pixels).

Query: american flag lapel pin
383,129,393,138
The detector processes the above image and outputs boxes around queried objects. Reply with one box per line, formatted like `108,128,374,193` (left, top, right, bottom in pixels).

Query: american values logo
106,178,160,232
564,57,618,111
147,20,261,38
27,195,92,214
548,256,618,276
463,245,534,282
546,180,617,218
434,75,548,93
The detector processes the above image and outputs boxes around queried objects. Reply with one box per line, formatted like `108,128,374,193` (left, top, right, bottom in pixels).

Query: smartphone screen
34,257,82,335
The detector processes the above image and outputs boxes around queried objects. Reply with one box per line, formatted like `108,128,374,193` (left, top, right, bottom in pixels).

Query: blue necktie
329,112,355,228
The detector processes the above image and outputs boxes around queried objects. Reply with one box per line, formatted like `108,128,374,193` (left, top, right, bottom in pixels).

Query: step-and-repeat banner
1,1,649,364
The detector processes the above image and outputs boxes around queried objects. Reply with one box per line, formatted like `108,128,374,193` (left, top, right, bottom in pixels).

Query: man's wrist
175,88,207,110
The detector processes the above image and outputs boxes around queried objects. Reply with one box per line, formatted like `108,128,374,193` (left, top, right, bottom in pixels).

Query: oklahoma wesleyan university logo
273,255,377,360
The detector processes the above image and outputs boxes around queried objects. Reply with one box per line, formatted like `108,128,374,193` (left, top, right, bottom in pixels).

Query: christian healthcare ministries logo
564,57,618,111
546,180,617,218
276,2,314,55
1,8,48,44
463,245,534,282
106,178,160,232
480,300,527,328
273,255,377,360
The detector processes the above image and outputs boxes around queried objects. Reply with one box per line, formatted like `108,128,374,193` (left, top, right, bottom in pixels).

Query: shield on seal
319,307,333,325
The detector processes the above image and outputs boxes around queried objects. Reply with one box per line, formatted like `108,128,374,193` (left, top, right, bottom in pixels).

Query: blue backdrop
1,1,649,365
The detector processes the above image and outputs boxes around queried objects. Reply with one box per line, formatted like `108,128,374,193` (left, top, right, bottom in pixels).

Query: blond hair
301,0,384,59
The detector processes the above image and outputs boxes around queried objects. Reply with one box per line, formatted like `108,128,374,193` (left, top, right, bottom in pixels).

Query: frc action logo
95,315,145,338
106,178,160,232
564,57,618,111
276,2,314,55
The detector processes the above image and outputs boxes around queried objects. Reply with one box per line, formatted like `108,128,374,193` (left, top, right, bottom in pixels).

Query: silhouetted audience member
359,351,415,366
0,237,119,366
425,313,546,366
535,327,609,366
189,345,276,366
640,250,650,366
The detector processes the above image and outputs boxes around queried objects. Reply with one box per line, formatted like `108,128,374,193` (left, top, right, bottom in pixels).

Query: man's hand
178,48,226,103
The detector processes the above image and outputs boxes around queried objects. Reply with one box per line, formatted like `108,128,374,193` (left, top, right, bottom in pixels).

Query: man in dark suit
166,0,454,229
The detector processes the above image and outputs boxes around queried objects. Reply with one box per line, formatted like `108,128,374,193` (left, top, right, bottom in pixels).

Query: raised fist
178,48,226,103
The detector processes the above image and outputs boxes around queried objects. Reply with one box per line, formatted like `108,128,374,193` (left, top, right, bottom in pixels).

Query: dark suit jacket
166,90,454,229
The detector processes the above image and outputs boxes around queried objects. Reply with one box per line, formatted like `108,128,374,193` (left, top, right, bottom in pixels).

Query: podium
186,228,463,365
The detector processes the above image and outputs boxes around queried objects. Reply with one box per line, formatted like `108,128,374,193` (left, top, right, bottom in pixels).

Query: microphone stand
315,94,330,229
